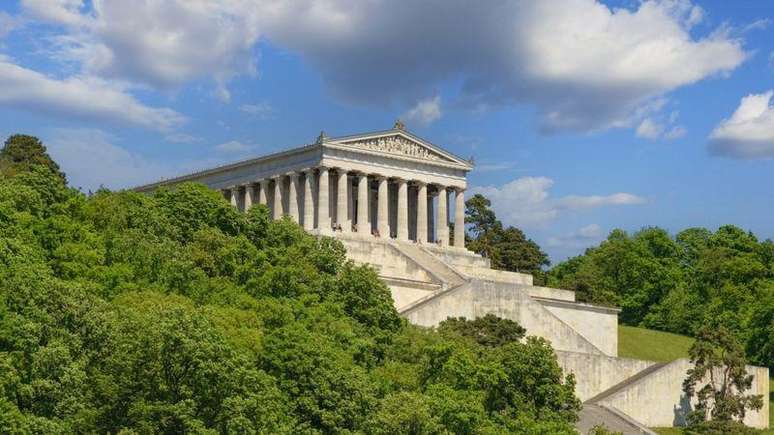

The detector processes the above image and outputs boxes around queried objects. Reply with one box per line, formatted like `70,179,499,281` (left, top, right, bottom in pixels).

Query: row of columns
225,167,465,248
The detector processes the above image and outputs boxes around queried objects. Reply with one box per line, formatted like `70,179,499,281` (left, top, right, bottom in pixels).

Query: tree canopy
548,226,774,371
465,194,549,282
0,135,581,433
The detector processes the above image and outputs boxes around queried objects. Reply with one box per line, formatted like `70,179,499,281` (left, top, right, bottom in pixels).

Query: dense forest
0,135,582,433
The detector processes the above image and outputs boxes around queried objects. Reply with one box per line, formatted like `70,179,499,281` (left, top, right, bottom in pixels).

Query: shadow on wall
673,393,693,427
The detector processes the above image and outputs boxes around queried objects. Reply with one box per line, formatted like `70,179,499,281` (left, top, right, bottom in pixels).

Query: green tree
683,326,763,428
438,314,525,348
0,134,66,183
465,194,549,280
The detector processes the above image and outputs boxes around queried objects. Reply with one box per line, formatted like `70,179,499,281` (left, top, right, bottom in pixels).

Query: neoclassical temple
139,121,470,248
135,123,769,431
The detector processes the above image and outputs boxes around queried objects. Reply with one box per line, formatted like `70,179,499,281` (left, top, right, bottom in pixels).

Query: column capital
330,166,349,174
412,179,427,186
259,178,270,186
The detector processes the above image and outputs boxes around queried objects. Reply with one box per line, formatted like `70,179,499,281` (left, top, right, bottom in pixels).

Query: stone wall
401,279,608,356
596,359,769,429
541,299,619,356
556,350,656,401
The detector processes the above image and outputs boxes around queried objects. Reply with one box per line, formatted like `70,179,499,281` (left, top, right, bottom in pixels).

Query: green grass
651,428,683,435
618,325,695,362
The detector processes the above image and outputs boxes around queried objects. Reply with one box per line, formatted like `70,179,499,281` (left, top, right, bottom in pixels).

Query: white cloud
555,193,645,209
261,0,745,133
636,118,664,139
547,223,604,248
0,58,184,131
742,18,770,33
16,0,745,135
404,96,442,126
635,111,686,141
708,90,774,159
21,0,262,98
470,176,645,228
239,102,275,119
214,140,258,154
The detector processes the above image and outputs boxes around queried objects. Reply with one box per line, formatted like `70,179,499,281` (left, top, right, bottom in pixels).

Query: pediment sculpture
342,135,448,162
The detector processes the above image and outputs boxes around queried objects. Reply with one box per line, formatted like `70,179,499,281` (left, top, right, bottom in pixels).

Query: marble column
356,173,369,234
436,185,448,246
454,188,465,248
416,182,427,243
303,170,314,231
272,176,283,220
396,178,408,241
288,173,300,223
258,180,269,205
376,176,389,237
317,167,331,232
336,169,350,232
244,184,254,211
230,187,239,208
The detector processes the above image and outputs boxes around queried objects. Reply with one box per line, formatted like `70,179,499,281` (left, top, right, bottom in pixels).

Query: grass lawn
618,325,694,362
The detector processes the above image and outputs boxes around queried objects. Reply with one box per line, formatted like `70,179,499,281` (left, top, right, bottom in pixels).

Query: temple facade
135,124,769,432
138,122,471,248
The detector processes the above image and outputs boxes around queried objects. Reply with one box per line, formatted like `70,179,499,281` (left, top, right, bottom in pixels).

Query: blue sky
0,0,773,262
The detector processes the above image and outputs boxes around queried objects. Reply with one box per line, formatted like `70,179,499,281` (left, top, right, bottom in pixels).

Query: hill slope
618,325,694,362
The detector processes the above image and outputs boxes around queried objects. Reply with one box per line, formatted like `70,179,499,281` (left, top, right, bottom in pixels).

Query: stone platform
338,235,771,430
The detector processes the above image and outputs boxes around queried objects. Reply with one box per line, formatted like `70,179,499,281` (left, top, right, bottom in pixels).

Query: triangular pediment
327,130,471,167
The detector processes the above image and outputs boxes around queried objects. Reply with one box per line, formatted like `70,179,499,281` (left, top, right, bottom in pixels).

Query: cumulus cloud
470,176,645,227
15,0,746,134
0,58,184,131
547,224,605,248
21,0,262,98
403,96,442,126
262,0,745,133
708,90,774,159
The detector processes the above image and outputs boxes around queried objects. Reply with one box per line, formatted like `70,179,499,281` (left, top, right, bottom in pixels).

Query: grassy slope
618,325,694,362
619,326,772,433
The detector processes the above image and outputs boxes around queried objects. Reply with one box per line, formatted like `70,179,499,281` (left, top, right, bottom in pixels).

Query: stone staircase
392,243,467,290
577,404,656,435
575,362,669,434
585,362,668,404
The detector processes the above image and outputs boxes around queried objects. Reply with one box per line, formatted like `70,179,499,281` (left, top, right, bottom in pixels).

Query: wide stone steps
585,362,668,404
392,243,467,289
577,404,656,435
